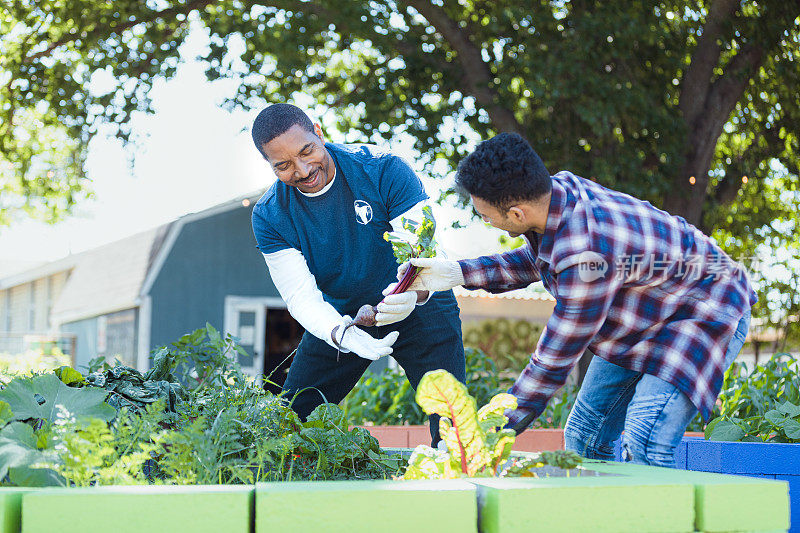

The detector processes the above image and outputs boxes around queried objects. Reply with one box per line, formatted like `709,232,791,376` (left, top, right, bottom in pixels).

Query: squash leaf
0,373,115,424
783,419,800,440
0,421,63,486
0,422,39,479
777,401,800,418
8,465,63,487
706,418,747,441
0,400,13,426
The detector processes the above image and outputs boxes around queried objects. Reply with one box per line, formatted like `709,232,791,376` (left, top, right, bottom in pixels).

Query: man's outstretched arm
504,257,620,432
263,249,396,360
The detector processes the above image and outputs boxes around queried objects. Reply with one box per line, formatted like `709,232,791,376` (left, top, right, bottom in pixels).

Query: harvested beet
352,303,378,328
333,206,434,359
331,267,421,359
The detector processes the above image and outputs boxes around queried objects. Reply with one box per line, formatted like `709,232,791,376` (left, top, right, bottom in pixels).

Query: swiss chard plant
401,369,581,479
342,346,578,431
705,353,800,443
342,347,504,427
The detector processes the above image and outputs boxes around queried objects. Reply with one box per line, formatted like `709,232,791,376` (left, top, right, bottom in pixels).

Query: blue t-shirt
252,143,428,315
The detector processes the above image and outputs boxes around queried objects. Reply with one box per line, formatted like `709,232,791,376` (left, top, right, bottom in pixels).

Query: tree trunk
661,0,774,230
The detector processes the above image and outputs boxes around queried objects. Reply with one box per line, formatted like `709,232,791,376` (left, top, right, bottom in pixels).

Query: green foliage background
2,0,798,340
342,345,577,429
0,325,403,487
705,353,800,442
462,318,543,374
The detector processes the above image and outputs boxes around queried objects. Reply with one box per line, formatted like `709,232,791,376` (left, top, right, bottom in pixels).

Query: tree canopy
2,0,799,339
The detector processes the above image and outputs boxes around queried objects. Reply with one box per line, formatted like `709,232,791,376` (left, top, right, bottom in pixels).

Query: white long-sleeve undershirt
262,199,428,348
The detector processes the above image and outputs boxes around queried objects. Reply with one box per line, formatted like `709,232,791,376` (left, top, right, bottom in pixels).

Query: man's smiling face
260,123,335,194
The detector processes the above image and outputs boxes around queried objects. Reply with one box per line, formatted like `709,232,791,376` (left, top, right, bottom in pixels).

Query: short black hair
455,132,551,209
251,103,315,157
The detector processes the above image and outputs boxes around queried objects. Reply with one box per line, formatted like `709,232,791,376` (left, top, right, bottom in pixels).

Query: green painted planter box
20,485,252,533
0,489,31,533
0,454,789,533
471,474,694,533
256,479,477,533
586,460,790,532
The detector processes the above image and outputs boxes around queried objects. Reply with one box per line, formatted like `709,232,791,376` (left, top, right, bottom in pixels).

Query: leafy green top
383,205,437,264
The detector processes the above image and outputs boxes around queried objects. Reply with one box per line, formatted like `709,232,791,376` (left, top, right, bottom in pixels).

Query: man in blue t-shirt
250,104,465,440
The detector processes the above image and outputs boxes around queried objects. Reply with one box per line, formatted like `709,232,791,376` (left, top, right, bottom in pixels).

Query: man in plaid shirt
398,133,755,467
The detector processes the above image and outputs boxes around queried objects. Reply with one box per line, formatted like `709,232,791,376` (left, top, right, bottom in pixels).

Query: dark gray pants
283,292,466,444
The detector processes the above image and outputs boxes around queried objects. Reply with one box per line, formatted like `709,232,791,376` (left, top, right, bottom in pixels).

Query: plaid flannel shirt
459,171,756,429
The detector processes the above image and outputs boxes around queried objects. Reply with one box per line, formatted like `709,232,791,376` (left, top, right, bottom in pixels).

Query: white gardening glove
332,316,399,361
397,257,465,293
375,287,418,326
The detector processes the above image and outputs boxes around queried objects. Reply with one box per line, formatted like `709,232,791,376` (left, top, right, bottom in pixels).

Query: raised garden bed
0,457,788,533
361,426,703,453
256,479,476,533
643,437,799,533
19,485,252,533
1,333,793,533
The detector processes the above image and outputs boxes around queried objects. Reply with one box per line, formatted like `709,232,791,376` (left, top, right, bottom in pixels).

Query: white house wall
0,270,71,354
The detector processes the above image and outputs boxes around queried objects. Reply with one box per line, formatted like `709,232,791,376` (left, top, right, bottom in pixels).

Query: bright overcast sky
0,27,508,276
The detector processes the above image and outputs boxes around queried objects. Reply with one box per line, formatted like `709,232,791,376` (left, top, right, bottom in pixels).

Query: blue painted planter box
616,437,799,532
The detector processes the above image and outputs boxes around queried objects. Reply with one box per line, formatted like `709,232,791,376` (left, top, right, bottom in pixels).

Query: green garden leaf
8,466,63,487
2,420,63,487
0,373,115,423
707,419,747,442
764,410,788,426
304,404,348,431
777,401,800,418
782,419,800,440
1,421,36,447
0,422,39,479
235,345,250,358
0,400,13,426
54,366,84,386
206,322,223,347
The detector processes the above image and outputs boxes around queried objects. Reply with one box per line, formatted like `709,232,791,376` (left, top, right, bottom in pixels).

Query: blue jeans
564,309,750,468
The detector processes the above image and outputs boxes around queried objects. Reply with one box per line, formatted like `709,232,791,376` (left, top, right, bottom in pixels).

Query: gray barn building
1,192,305,388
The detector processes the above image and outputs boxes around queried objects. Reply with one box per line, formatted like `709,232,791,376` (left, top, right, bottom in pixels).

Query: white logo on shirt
354,200,373,225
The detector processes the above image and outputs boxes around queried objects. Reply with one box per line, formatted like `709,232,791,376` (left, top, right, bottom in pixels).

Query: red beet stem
391,265,420,295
